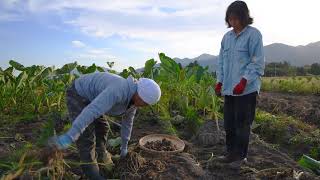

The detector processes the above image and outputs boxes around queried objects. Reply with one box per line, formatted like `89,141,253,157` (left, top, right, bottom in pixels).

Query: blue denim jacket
217,26,265,96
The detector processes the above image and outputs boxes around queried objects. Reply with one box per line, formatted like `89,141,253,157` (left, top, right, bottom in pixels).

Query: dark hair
225,1,253,28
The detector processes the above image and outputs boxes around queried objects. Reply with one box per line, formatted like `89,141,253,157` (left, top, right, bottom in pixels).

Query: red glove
215,82,223,96
233,78,247,95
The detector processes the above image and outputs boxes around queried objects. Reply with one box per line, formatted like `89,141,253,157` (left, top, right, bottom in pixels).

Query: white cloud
63,1,229,56
0,0,232,57
60,0,320,49
71,40,86,48
73,47,114,60
118,30,222,58
66,44,128,70
2,0,320,69
24,0,224,14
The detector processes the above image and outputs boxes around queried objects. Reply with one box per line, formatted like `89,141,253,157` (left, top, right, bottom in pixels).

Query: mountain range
174,41,320,72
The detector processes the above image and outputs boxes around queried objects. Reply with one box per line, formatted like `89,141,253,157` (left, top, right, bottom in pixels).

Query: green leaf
298,154,320,175
4,67,14,74
128,66,137,73
40,67,53,78
30,67,52,83
15,71,28,89
107,62,115,69
25,65,40,76
142,58,157,78
56,62,77,74
119,69,129,78
196,66,205,82
9,60,25,71
76,65,86,74
97,66,105,72
85,63,97,74
4,67,15,82
159,53,180,76
128,67,140,78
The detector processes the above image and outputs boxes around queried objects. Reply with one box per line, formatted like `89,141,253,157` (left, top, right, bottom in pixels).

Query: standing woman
215,1,265,163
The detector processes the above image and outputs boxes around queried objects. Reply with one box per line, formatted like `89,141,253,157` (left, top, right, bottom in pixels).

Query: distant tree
310,63,320,75
296,67,306,76
187,60,199,68
264,61,292,76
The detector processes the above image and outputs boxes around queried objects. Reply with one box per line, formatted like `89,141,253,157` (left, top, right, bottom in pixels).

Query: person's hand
48,134,73,150
233,78,247,95
120,145,128,158
215,82,223,96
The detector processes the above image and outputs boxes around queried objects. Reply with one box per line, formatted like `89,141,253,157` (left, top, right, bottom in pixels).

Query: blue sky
1,0,319,71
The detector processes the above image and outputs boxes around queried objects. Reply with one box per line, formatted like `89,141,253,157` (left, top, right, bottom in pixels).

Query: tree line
264,62,320,77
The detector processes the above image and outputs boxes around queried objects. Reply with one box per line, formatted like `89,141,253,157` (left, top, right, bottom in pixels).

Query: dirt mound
193,120,223,147
144,138,178,151
116,147,204,180
258,92,320,126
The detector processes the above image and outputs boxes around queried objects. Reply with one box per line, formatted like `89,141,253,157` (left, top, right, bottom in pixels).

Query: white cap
137,78,161,105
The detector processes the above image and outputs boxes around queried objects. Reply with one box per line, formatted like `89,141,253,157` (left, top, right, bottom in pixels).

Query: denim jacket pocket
236,47,250,63
222,47,230,60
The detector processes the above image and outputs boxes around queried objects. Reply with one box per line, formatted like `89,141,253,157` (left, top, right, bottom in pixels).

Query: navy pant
66,82,108,180
223,92,257,159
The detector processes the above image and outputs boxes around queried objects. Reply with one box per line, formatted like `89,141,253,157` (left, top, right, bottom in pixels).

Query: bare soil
117,118,320,180
116,149,204,180
258,91,320,126
1,110,320,179
0,118,43,159
192,121,318,179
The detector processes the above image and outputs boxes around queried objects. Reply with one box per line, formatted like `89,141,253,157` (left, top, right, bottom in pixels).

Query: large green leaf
195,66,205,82
15,71,28,89
56,62,77,74
4,67,14,75
76,64,101,74
107,62,115,69
119,69,129,78
76,65,86,74
24,65,40,76
27,66,47,84
0,67,4,83
97,66,105,72
159,53,180,77
85,63,97,74
142,58,157,78
3,67,14,82
298,154,320,175
40,67,53,78
128,66,140,78
9,60,25,71
128,66,136,73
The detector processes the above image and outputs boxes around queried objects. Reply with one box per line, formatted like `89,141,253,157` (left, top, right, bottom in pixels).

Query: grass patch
253,109,320,160
262,76,320,94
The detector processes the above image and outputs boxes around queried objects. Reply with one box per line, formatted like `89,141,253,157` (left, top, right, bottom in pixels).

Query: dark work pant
66,82,109,180
223,92,257,159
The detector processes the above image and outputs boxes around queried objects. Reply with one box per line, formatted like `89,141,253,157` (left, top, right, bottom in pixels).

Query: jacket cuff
66,127,80,142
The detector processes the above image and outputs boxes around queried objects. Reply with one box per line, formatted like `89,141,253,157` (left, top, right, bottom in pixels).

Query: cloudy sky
0,0,319,71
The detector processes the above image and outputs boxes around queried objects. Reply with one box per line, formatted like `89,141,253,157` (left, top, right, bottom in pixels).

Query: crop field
0,53,319,179
262,76,320,95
